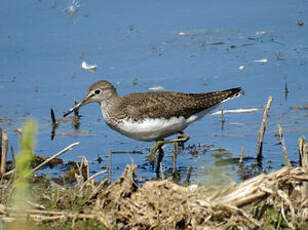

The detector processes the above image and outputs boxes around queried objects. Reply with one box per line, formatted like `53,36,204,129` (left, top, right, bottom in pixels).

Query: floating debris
297,20,304,26
151,45,164,56
50,1,56,8
290,105,308,110
148,86,165,91
64,0,80,17
211,108,259,115
255,31,266,35
238,65,245,70
132,76,137,85
178,31,192,36
253,58,268,63
208,41,225,45
81,61,97,72
129,24,135,31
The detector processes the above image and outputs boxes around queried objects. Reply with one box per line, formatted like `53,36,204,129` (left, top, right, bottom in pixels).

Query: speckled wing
115,88,241,120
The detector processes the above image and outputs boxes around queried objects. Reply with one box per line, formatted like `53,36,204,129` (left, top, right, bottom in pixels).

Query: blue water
1,0,308,183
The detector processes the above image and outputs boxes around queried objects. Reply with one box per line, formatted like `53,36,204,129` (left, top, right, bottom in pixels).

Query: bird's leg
148,140,166,164
155,146,164,177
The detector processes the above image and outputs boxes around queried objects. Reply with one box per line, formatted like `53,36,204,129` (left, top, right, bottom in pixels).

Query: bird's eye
94,89,101,94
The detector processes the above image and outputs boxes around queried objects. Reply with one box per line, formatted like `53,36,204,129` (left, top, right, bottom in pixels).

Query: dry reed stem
87,169,107,182
277,124,291,166
0,205,108,225
280,202,295,230
10,145,15,167
221,204,261,227
257,96,273,163
15,128,22,145
219,166,307,208
184,166,193,185
79,169,107,191
79,155,89,180
298,136,306,166
302,143,308,201
239,147,244,167
108,150,112,181
277,189,296,224
0,128,2,164
30,142,80,175
0,130,8,177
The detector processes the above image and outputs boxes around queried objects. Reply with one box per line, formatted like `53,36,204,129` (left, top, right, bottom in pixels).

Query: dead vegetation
0,163,307,229
95,164,308,229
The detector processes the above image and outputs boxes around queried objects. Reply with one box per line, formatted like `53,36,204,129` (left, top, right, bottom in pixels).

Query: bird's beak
63,94,92,117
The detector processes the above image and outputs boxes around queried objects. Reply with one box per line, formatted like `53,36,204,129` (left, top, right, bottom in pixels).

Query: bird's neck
99,93,121,121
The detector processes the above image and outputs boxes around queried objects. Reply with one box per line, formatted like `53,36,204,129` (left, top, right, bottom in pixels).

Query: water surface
1,0,308,183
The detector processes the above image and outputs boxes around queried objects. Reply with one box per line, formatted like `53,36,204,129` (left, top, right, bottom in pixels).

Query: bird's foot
147,133,190,164
176,132,190,149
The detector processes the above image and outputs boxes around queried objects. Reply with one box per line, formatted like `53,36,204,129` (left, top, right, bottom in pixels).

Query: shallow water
1,0,308,183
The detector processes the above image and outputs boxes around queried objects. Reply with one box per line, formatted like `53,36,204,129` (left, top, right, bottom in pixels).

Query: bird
64,80,241,173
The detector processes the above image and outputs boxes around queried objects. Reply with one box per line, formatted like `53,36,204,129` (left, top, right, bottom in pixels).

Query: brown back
113,88,241,120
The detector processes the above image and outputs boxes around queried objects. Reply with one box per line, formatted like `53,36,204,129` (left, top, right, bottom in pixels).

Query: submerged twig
277,124,291,167
50,108,57,126
50,108,58,140
172,142,178,175
257,96,273,164
284,81,288,100
111,150,143,154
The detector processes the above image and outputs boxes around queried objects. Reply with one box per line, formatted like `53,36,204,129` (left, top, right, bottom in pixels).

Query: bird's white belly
113,116,188,141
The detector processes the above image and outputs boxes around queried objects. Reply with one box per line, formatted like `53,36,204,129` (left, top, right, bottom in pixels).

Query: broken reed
277,124,291,167
0,129,8,177
257,96,273,164
298,137,308,200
